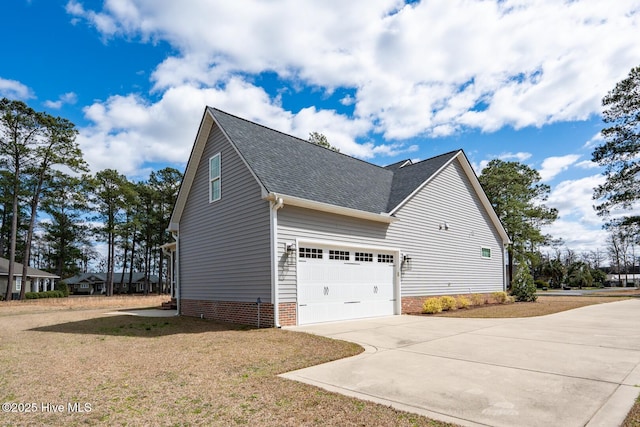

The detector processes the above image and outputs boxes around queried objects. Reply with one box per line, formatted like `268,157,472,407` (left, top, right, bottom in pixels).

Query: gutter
263,193,396,224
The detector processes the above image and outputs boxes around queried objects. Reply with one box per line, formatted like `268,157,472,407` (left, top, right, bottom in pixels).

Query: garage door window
378,254,394,263
329,250,350,260
355,252,373,262
299,247,323,259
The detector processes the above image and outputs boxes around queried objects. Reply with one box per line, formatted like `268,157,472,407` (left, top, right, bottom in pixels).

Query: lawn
0,297,453,426
435,295,635,318
1,293,638,426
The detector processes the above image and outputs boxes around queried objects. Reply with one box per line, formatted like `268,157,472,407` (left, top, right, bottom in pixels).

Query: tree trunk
20,190,42,299
4,165,20,301
128,229,137,294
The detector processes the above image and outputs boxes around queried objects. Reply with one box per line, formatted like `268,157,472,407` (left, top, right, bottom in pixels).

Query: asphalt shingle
210,108,460,215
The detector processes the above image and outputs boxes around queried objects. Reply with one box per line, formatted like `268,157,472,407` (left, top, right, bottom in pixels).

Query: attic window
481,247,491,259
209,153,221,202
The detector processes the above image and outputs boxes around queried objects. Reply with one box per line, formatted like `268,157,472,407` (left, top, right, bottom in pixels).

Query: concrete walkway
282,299,640,427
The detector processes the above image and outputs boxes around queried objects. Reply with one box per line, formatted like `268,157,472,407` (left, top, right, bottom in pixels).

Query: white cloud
66,0,640,139
541,219,608,255
499,152,533,162
539,154,581,181
547,174,604,226
76,78,392,177
472,151,532,174
43,92,78,110
583,132,604,149
0,77,34,100
543,174,609,253
576,160,600,170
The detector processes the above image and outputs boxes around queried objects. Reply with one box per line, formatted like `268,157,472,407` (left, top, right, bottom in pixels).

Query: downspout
503,243,508,292
172,231,180,315
269,194,284,327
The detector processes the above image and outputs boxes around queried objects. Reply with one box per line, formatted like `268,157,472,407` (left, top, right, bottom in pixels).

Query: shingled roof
209,108,460,215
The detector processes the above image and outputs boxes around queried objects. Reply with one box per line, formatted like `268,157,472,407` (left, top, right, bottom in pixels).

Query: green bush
55,281,69,297
24,290,65,299
422,297,443,314
439,295,457,311
511,266,538,302
456,295,471,309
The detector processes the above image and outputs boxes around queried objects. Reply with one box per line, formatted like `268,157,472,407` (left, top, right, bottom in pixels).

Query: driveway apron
281,299,640,427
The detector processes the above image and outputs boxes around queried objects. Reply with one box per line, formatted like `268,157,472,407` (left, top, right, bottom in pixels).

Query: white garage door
297,244,396,325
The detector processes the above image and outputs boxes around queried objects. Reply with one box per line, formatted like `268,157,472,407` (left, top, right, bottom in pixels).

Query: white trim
168,110,213,232
295,238,400,254
265,193,397,224
270,199,283,327
481,246,492,259
294,237,402,325
388,153,458,216
209,153,221,203
168,108,269,232
389,151,511,245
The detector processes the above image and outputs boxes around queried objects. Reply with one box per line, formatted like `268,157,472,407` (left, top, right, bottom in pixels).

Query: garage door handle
323,286,329,295
344,301,361,304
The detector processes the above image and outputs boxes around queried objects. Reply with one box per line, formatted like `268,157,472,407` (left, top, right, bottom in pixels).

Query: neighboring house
64,272,160,295
168,108,510,327
0,257,59,298
605,273,640,287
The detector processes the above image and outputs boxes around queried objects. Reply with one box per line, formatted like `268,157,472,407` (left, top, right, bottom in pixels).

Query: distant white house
606,273,640,286
0,257,59,297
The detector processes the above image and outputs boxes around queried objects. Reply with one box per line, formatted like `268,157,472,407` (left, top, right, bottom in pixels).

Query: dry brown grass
433,295,633,318
0,294,170,317
0,297,454,427
624,394,640,427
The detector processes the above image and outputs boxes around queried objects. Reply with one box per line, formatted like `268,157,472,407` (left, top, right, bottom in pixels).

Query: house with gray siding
168,108,510,326
0,257,59,298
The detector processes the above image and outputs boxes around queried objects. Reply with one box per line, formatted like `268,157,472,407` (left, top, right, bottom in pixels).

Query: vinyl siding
179,124,272,302
276,157,505,301
386,158,505,296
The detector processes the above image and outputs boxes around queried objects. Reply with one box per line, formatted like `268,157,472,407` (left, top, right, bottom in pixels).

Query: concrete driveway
282,299,640,427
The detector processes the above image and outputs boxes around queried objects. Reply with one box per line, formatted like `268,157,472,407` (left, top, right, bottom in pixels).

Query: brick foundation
278,302,297,326
181,299,274,327
402,296,429,314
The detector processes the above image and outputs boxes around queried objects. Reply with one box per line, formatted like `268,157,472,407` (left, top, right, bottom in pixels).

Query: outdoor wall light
286,243,297,256
402,254,412,271
439,222,450,230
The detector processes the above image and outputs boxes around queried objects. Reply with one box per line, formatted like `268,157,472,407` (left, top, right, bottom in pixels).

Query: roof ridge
401,149,461,168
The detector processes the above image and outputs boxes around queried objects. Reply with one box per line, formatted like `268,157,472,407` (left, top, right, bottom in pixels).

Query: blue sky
2,0,639,257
